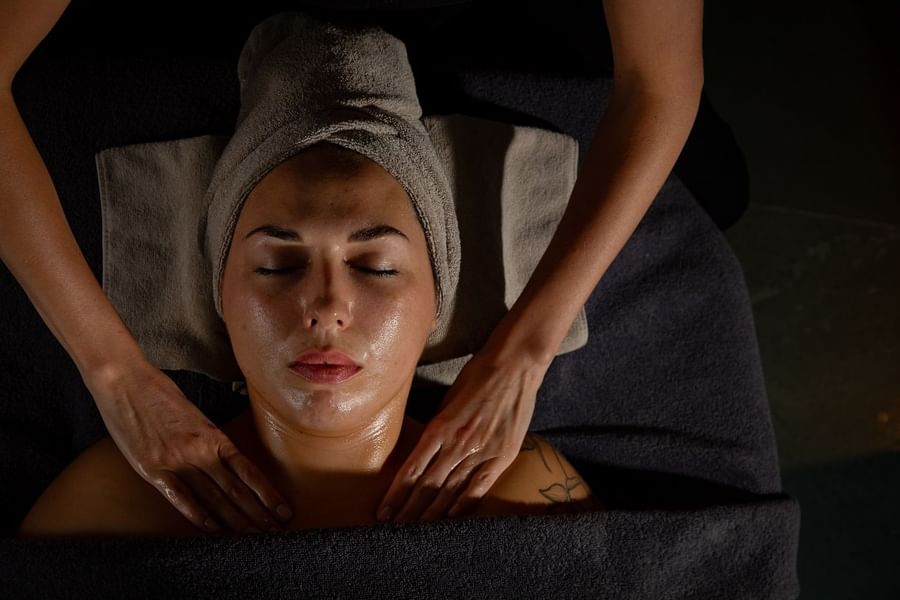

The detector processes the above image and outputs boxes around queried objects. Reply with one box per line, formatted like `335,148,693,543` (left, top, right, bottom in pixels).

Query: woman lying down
17,142,599,537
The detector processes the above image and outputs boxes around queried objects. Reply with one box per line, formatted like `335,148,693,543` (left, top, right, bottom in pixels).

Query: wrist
68,310,147,384
81,343,149,395
481,313,556,373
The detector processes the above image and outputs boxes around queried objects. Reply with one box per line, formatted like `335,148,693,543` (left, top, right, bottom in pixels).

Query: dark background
704,2,900,599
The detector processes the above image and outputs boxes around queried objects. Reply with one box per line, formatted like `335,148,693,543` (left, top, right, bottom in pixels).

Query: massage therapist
0,0,704,532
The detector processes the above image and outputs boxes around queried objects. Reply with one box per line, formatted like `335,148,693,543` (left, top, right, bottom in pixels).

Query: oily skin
220,143,439,526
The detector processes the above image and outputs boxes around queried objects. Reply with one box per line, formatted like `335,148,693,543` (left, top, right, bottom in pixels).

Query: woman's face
221,144,438,435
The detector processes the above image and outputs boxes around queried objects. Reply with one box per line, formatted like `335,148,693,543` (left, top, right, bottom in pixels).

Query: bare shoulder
473,432,602,517
16,436,197,538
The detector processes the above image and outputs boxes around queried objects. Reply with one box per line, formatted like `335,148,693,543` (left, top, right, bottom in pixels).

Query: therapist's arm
0,0,146,384
378,0,705,522
487,0,705,366
1,0,293,534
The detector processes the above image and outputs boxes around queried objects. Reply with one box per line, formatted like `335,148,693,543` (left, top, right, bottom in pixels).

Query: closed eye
254,266,398,277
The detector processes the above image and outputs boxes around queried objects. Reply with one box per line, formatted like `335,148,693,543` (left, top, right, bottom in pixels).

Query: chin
247,369,403,434
281,387,384,434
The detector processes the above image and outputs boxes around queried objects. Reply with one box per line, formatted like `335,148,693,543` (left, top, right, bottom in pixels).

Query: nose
306,304,350,331
300,261,352,333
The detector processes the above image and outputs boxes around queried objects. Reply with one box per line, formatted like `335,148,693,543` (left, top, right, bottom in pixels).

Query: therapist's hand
376,345,551,523
85,359,293,534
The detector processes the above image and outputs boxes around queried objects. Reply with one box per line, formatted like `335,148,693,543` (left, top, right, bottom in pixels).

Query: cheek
235,297,296,361
222,275,291,376
351,296,405,378
360,287,434,369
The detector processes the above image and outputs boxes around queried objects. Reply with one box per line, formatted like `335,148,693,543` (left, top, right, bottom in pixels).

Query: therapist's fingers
446,459,506,518
419,453,482,522
383,453,445,522
203,457,284,533
179,466,257,533
391,447,468,523
151,470,223,533
219,444,293,524
376,432,443,522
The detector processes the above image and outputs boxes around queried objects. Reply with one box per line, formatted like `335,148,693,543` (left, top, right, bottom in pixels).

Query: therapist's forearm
485,80,703,367
0,89,147,387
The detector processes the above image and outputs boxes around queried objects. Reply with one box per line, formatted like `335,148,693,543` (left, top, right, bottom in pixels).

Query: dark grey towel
2,494,800,599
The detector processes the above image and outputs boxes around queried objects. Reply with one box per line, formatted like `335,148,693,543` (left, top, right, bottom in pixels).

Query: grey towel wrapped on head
95,11,588,390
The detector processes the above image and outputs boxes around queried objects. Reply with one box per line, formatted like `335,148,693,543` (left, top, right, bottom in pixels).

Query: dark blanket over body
1,497,798,599
0,1,800,598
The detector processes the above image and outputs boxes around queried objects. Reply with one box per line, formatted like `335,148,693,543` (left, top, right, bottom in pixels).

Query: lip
289,363,362,384
289,349,362,385
292,350,360,367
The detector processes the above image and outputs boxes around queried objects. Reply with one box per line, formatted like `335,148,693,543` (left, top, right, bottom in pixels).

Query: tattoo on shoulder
520,433,551,471
520,433,588,512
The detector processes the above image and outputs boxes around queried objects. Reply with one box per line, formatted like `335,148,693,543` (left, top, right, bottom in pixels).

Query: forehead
240,148,419,228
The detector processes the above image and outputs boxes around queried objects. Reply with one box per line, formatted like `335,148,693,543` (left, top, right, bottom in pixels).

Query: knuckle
149,471,173,487
229,458,252,479
154,473,184,494
445,472,468,489
462,481,488,499
453,423,475,442
424,421,449,442
181,433,210,454
418,477,441,491
419,431,439,448
161,486,182,504
217,443,240,462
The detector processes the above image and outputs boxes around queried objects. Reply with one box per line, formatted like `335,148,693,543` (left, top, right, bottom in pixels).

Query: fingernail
276,504,293,521
448,504,460,517
377,506,393,522
204,518,221,532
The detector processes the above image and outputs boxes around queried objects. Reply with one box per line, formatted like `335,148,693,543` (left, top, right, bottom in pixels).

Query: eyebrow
243,223,410,244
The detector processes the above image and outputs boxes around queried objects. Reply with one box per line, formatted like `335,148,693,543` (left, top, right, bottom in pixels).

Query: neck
228,383,425,518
